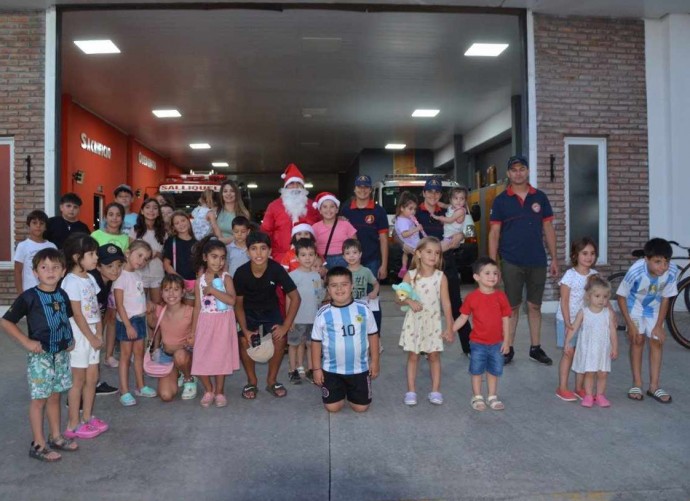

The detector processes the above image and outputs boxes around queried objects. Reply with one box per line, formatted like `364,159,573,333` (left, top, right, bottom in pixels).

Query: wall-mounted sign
80,133,112,159
138,152,156,170
159,184,220,193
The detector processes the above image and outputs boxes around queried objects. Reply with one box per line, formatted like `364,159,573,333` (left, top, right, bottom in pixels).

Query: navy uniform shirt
340,199,388,264
490,184,554,267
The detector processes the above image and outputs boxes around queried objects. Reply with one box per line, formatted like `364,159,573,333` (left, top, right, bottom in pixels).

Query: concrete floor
0,285,689,501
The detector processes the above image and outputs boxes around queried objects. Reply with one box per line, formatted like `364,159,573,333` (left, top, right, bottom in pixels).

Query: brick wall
534,15,648,300
0,11,45,303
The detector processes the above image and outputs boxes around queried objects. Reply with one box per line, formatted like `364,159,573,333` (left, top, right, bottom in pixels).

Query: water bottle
212,275,229,311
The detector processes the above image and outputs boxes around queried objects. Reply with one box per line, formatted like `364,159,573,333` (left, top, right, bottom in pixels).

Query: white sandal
487,395,505,410
471,395,486,411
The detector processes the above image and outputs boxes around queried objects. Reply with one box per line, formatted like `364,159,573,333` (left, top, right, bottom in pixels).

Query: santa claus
261,163,321,262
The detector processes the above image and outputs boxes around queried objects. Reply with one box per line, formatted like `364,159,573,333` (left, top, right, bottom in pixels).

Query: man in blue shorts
488,155,558,365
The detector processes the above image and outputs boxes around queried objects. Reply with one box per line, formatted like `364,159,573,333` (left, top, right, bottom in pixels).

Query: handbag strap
172,237,177,271
149,305,167,353
323,208,341,259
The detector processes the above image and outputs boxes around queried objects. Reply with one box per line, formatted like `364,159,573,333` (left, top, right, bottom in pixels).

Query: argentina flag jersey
311,300,378,375
617,259,679,319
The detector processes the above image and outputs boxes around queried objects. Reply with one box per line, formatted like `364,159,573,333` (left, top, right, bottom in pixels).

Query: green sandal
47,436,78,452
29,442,61,462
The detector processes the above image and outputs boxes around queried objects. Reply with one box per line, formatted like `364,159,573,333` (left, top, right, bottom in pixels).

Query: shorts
115,314,147,342
555,318,579,349
183,279,196,301
141,274,163,289
631,316,663,340
321,370,372,406
27,351,72,400
324,254,347,270
69,320,100,368
240,309,284,337
107,291,116,310
288,323,312,346
469,342,504,377
501,261,546,307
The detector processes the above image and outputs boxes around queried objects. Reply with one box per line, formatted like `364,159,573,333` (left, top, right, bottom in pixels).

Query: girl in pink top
189,236,240,408
311,192,357,270
149,274,196,402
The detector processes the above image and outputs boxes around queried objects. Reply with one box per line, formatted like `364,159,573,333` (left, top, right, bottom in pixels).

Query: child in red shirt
454,257,511,411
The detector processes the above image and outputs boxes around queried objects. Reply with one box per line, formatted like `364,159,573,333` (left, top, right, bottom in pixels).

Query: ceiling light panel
385,143,406,150
464,43,509,57
412,109,440,118
152,109,181,118
189,143,211,150
212,162,229,167
74,40,120,55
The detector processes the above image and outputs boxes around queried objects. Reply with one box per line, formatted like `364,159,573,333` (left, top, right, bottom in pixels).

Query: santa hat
312,192,340,211
281,163,305,187
291,222,315,237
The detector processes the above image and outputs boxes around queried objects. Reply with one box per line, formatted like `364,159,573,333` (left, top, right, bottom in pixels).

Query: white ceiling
61,8,524,191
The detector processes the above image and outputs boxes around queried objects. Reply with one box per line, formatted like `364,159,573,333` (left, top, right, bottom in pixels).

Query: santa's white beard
280,187,308,223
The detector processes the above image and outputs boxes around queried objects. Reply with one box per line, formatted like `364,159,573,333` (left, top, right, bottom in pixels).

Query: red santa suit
261,198,320,262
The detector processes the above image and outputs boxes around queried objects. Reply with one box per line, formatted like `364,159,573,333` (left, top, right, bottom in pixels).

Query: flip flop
627,387,644,401
265,382,287,398
241,384,258,400
647,388,672,404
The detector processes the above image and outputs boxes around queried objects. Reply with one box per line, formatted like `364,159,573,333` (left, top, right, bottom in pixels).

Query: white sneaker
181,381,197,400
104,356,119,368
177,373,184,387
297,366,306,377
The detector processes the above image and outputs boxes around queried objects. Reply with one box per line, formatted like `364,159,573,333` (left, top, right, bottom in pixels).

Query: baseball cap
114,184,134,197
97,244,125,265
423,177,443,192
507,155,529,169
354,175,372,187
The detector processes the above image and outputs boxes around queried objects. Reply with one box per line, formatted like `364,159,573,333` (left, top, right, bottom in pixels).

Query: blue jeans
363,259,382,335
324,254,347,270
469,342,504,377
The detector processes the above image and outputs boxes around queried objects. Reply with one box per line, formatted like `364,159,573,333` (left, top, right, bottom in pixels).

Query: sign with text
159,184,220,193
80,133,112,159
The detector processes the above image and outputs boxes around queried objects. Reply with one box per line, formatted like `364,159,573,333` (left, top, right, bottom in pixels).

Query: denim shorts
115,314,147,342
556,318,579,348
469,342,504,377
288,323,312,346
240,309,284,337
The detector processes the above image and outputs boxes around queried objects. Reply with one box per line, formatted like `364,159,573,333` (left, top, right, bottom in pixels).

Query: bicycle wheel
666,277,690,349
607,272,627,331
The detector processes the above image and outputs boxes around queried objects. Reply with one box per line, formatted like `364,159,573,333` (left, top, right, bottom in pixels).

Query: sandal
647,388,672,404
471,395,486,411
47,435,78,452
241,384,258,400
29,442,61,462
428,392,443,405
404,392,417,406
627,387,644,401
487,395,505,411
265,382,287,398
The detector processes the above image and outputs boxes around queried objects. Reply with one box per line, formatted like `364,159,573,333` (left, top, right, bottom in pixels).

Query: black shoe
95,381,118,396
503,346,515,365
288,370,302,385
305,370,314,384
529,345,553,365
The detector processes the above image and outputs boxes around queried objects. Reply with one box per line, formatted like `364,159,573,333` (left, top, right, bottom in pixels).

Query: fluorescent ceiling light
189,143,211,150
304,183,314,189
247,183,258,189
464,43,509,57
412,109,440,118
385,143,406,150
74,40,120,55
152,109,181,118
212,162,229,168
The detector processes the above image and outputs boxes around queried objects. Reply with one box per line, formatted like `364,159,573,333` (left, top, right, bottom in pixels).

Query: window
0,138,14,268
564,137,607,263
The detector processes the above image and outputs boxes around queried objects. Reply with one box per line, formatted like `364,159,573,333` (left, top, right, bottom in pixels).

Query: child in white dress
565,275,618,408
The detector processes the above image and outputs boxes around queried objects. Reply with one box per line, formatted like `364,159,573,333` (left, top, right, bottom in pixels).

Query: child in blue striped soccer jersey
311,267,380,413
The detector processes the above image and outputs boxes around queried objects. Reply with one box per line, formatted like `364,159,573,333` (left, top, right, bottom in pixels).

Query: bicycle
607,241,690,349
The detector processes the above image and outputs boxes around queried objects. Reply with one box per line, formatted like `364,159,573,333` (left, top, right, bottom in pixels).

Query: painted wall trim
526,9,538,187
44,7,57,215
462,107,511,153
0,137,16,270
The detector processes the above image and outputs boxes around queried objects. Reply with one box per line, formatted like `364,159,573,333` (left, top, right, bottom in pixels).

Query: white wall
462,106,512,152
646,14,690,248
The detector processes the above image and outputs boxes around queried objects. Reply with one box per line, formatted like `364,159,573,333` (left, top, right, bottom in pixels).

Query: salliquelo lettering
80,133,112,159
138,152,157,170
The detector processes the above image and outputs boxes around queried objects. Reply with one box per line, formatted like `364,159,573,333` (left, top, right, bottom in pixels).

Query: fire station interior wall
646,14,690,245
129,141,167,213
61,96,128,230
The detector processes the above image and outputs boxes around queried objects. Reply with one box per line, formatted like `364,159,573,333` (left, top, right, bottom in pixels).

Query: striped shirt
311,300,378,375
616,259,679,320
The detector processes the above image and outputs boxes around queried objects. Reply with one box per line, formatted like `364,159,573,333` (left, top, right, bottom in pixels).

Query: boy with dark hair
617,237,679,404
342,238,380,305
113,184,138,234
453,257,511,411
227,215,251,277
45,193,90,249
286,238,324,384
15,210,57,293
233,231,300,399
2,248,78,461
311,266,379,413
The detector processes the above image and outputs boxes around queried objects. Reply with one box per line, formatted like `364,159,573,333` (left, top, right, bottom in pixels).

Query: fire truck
148,172,251,213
